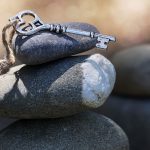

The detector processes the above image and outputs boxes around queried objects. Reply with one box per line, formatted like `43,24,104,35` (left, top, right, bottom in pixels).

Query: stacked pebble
0,23,129,150
98,44,150,150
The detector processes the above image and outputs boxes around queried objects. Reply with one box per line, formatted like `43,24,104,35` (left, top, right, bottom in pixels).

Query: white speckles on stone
81,54,116,108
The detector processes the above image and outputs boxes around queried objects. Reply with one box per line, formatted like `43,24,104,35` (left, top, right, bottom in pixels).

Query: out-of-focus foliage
0,0,150,58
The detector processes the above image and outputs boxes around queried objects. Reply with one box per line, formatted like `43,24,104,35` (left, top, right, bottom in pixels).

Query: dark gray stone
111,44,150,97
0,112,129,150
13,22,99,65
0,118,16,131
96,96,150,150
0,54,115,118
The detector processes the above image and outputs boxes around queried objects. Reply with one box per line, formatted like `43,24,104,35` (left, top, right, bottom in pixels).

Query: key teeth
110,37,116,42
96,35,116,49
96,43,108,49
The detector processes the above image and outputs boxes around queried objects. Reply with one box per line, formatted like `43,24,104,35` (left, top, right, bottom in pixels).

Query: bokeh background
0,0,150,150
0,0,150,57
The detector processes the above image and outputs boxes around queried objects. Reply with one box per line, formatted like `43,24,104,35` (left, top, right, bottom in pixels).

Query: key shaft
9,10,116,49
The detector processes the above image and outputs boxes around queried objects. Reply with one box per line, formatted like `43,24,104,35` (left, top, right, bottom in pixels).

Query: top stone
13,22,99,65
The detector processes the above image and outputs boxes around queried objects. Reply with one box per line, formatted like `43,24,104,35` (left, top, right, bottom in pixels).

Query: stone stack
0,23,129,150
97,44,150,150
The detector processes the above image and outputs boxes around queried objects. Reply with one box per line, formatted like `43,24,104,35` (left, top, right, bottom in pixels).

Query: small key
9,10,116,49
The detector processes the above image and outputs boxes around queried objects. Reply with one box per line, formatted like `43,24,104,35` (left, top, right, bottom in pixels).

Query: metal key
9,10,116,49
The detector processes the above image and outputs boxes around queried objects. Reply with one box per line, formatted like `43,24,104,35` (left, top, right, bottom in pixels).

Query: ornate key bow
9,10,116,49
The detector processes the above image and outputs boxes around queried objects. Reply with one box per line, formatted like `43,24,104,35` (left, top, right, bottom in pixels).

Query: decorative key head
9,10,45,35
96,35,116,49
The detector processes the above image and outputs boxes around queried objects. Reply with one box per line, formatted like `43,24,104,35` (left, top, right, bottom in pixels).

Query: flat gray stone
13,22,99,65
0,112,129,150
0,54,115,118
97,96,150,150
111,44,150,96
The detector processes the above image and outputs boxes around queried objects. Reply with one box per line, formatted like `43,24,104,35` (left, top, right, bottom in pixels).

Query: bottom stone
0,112,129,150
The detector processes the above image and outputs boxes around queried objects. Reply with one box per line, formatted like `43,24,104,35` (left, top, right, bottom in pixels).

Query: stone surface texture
0,112,129,150
0,118,16,131
13,22,99,65
0,54,115,118
97,95,150,150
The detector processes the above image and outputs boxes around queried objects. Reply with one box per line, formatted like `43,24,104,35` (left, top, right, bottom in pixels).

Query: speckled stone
111,44,150,97
0,54,115,118
13,22,99,65
97,96,150,150
0,112,129,150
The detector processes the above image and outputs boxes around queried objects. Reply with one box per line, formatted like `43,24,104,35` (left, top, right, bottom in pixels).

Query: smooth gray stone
0,118,17,131
96,96,150,150
0,54,115,118
0,112,129,150
13,22,99,65
111,44,150,97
